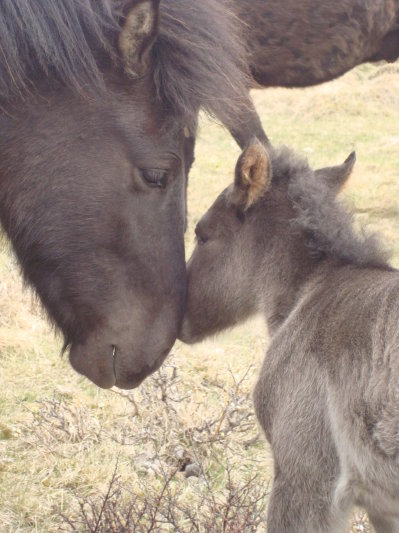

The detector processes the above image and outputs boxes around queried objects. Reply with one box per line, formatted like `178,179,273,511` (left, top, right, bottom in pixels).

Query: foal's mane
0,0,250,126
271,147,390,268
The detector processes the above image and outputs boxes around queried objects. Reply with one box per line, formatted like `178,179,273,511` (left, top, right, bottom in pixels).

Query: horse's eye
141,169,168,188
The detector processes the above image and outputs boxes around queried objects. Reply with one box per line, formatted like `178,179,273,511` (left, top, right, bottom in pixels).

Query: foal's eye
141,169,168,189
197,235,208,245
195,228,208,245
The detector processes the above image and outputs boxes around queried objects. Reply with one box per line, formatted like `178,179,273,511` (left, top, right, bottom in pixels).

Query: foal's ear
232,138,272,210
315,151,356,193
119,0,161,78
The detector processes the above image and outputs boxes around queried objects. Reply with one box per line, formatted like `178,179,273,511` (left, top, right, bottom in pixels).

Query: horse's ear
118,0,161,78
232,138,272,210
315,151,356,193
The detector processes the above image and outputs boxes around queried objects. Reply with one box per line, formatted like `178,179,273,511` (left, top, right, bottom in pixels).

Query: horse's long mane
271,147,391,269
155,0,251,126
0,0,120,99
0,0,251,126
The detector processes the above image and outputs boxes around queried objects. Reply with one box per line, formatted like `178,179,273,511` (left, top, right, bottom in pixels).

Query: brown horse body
235,0,399,88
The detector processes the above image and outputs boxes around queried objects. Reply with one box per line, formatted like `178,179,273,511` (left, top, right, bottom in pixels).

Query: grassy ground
1,63,399,531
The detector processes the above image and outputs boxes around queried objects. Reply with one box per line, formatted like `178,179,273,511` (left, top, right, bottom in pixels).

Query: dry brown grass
1,63,399,531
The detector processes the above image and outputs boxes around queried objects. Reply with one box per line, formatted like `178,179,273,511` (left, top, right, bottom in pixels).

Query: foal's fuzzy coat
180,141,399,532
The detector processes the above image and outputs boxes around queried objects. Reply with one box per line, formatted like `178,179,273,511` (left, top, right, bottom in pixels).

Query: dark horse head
0,0,252,389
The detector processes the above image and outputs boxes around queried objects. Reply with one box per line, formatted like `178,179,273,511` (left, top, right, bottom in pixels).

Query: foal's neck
261,240,319,335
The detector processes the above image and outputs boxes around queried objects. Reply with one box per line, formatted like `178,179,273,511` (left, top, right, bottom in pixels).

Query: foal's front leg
266,464,351,533
254,351,351,533
368,513,399,533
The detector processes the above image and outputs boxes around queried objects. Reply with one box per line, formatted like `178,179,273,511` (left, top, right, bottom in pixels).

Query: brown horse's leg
369,29,399,63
